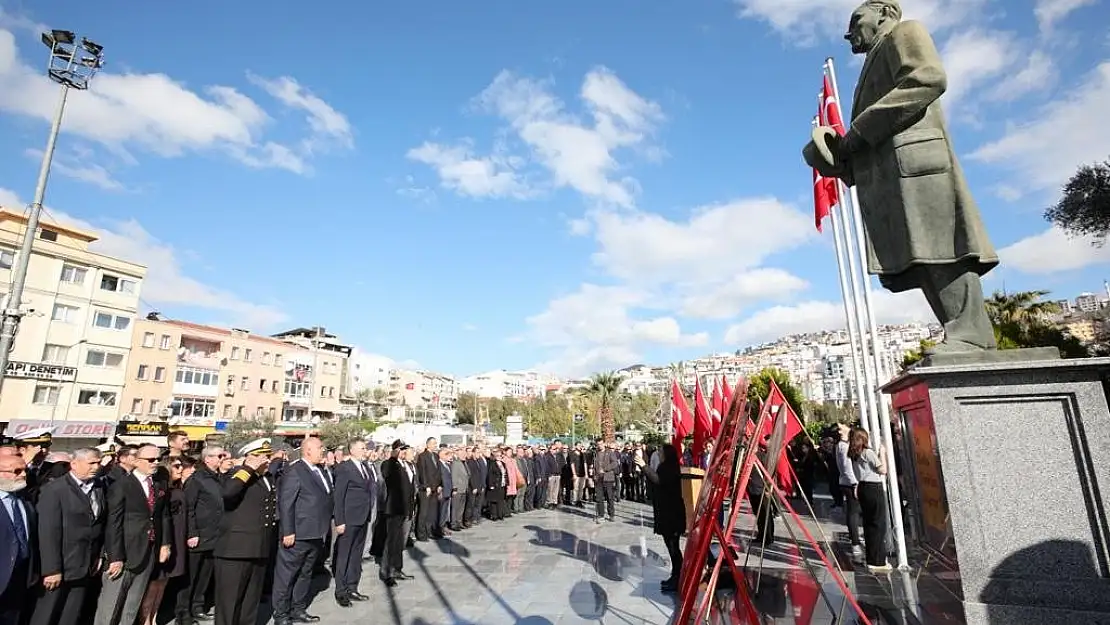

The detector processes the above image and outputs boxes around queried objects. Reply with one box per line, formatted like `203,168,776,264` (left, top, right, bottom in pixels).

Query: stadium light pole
0,30,104,394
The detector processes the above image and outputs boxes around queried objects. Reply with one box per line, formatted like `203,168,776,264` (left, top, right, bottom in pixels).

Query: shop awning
174,425,216,439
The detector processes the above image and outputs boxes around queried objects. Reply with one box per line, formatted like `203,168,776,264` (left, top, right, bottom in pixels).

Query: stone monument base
884,357,1110,625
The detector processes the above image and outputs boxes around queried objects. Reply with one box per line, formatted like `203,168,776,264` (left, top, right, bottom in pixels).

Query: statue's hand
836,130,865,163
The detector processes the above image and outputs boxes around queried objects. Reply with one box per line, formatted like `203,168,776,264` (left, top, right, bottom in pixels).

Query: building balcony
284,395,310,407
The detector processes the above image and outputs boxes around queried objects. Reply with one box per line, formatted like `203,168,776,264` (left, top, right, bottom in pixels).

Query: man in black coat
413,438,442,541
273,437,332,625
213,439,276,625
463,447,484,527
331,440,373,607
0,454,38,625
30,448,106,625
95,444,172,625
378,441,416,587
180,445,226,622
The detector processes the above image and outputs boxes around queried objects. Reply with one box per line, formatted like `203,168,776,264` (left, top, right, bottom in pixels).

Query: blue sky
0,0,1108,378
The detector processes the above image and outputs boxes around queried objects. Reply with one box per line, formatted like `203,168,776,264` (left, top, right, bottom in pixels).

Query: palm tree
581,371,624,442
985,290,1061,327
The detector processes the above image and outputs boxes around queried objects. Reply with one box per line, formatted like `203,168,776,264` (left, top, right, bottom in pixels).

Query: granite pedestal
884,357,1110,625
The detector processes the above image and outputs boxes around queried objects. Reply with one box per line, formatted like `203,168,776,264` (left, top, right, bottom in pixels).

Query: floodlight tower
0,30,104,392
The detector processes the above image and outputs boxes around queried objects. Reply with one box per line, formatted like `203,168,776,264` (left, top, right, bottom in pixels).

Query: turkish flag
692,378,713,464
671,380,693,454
710,379,724,437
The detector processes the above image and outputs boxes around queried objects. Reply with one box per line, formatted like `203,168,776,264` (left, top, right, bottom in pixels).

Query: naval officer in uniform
213,439,276,625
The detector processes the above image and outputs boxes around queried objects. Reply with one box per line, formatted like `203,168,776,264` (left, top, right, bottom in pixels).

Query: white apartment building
390,369,458,409
1076,293,1102,313
460,369,545,399
0,210,146,446
271,327,350,420
347,351,393,394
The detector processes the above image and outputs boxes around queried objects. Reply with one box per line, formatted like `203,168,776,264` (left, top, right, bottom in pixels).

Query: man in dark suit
378,441,415,587
273,437,332,625
437,448,454,534
11,428,53,506
94,444,171,625
0,454,37,625
180,445,226,622
331,440,373,607
465,447,486,525
213,439,276,625
30,448,106,625
413,438,441,541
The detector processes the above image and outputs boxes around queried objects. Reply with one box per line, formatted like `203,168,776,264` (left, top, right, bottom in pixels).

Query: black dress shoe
291,612,321,623
335,595,352,607
395,571,414,580
192,611,214,622
381,577,397,587
349,591,370,601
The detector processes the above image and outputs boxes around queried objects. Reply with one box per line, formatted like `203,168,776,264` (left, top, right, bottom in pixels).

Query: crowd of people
0,426,667,625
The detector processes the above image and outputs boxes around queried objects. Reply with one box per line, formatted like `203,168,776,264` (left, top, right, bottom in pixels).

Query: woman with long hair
847,428,891,573
137,456,189,624
635,444,685,593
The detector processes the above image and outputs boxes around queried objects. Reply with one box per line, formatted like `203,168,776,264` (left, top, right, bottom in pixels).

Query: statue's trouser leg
921,265,997,350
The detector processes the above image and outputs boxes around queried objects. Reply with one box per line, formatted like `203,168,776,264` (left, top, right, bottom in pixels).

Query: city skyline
1,1,1108,379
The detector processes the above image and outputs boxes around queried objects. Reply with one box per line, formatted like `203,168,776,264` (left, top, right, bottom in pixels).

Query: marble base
884,358,1110,624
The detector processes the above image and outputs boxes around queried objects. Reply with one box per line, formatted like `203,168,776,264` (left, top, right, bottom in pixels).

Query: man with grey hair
31,448,105,625
179,446,226,621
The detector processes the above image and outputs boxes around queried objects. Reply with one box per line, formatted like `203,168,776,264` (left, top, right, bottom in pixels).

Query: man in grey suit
805,0,998,356
449,450,469,531
273,437,332,625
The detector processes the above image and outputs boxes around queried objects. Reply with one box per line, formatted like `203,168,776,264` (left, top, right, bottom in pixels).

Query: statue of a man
804,0,998,355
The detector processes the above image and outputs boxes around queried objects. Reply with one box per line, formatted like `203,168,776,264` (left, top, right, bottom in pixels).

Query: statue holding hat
803,0,1000,357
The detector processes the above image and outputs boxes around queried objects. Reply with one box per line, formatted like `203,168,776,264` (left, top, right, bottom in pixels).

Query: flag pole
814,111,873,440
824,56,909,570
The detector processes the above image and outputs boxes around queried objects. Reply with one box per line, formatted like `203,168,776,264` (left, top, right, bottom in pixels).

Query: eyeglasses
136,456,159,462
171,463,183,469
0,467,25,475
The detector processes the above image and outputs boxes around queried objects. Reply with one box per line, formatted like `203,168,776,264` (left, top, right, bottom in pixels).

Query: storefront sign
5,419,113,438
4,361,77,383
116,421,170,437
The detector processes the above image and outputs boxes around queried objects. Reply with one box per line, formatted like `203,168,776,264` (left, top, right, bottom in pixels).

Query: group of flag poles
668,58,910,572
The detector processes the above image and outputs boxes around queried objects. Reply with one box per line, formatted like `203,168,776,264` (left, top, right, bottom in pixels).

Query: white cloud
680,269,810,320
0,187,288,329
1034,0,1099,32
0,25,351,176
971,61,1110,191
732,0,989,44
940,30,1020,106
412,66,663,206
24,148,126,191
406,142,530,199
723,290,935,346
999,226,1110,273
985,51,1055,102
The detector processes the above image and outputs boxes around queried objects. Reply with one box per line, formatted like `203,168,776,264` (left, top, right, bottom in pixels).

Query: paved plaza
260,496,966,625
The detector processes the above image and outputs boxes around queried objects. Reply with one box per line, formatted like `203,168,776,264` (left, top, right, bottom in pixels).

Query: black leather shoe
395,571,414,580
335,595,352,607
291,612,321,623
349,591,370,601
381,577,397,588
192,611,214,622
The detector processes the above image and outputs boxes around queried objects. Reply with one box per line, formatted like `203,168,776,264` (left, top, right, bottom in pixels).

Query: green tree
746,368,805,418
901,338,937,369
581,372,623,442
985,290,1086,357
806,400,859,424
318,420,371,450
221,416,277,456
1044,157,1110,243
456,392,478,425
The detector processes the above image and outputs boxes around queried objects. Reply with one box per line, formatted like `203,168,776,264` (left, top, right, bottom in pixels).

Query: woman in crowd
635,444,684,593
137,456,190,625
847,428,891,573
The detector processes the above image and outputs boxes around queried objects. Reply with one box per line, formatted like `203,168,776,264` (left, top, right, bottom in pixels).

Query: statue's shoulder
890,20,934,43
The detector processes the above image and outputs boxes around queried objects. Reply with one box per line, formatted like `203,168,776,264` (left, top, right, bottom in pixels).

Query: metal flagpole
815,112,872,437
824,57,909,569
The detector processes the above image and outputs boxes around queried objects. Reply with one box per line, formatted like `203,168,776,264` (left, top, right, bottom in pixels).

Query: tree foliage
221,416,277,456
580,371,624,442
902,338,937,369
318,420,379,450
986,290,1087,358
1044,157,1110,243
746,368,805,418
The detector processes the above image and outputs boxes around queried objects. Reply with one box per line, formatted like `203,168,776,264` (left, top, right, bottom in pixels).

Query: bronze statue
804,0,998,356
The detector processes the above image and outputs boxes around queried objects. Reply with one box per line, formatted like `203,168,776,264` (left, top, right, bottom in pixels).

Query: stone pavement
270,500,677,625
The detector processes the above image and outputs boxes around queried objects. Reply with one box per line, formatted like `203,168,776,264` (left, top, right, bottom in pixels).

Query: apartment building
271,327,350,420
0,209,145,446
460,369,545,400
120,317,296,438
389,369,458,410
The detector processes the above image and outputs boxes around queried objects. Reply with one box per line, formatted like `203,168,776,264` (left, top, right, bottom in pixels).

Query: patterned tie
10,497,28,560
145,477,155,542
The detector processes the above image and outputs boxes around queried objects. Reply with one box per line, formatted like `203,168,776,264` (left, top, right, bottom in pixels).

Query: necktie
357,462,368,482
87,483,100,517
10,497,28,560
144,477,155,542
315,467,331,493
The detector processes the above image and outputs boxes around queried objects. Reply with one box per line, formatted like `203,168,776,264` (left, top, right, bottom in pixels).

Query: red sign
405,383,414,390
5,419,114,438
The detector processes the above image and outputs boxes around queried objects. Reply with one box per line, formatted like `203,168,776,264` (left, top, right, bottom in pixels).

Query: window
0,249,14,270
262,352,272,365
77,389,117,406
92,311,130,331
244,349,253,363
320,385,326,398
174,366,218,386
85,350,124,368
160,335,171,350
329,386,335,398
230,347,240,360
149,399,161,415
226,376,235,392
284,380,310,398
99,274,137,294
259,379,269,392
236,406,244,418
60,265,87,285
222,405,231,418
131,398,143,414
271,380,279,393
255,406,265,418
41,344,69,364
142,332,155,348
136,365,149,380
32,385,60,405
154,367,166,382
38,228,58,242
52,304,78,323
240,377,249,391
170,396,216,418
274,354,282,367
